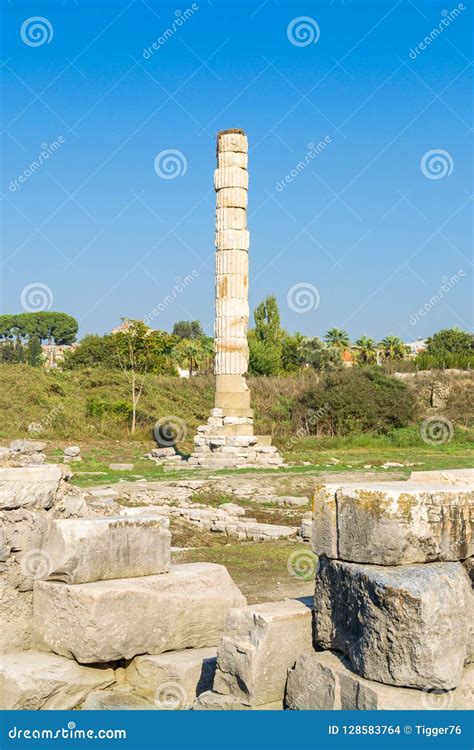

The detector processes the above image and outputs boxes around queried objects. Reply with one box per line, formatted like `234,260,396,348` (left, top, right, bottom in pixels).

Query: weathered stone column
187,129,283,469
214,129,253,419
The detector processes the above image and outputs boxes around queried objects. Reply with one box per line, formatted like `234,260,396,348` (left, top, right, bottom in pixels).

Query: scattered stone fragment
64,446,80,457
109,463,134,471
314,556,472,689
0,651,115,710
213,598,313,705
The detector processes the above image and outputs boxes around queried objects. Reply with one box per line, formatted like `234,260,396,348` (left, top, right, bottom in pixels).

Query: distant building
405,338,427,357
41,343,77,368
341,349,353,367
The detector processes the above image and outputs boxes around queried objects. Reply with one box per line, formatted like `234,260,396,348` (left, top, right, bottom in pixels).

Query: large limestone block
218,151,248,169
0,582,33,653
410,469,474,487
215,228,250,250
216,207,247,231
214,168,248,191
314,557,473,689
0,651,115,710
216,187,247,209
34,563,246,663
44,515,171,584
313,482,473,564
0,465,63,510
213,598,313,706
126,648,216,706
286,651,473,710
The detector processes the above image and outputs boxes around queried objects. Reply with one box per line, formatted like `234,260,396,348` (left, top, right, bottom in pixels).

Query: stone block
218,151,248,169
81,688,156,710
213,598,313,706
193,691,282,710
216,207,247,230
0,651,115,710
215,228,249,250
286,650,474,710
217,132,248,153
0,465,63,510
313,482,473,564
34,563,246,663
314,557,473,689
10,440,45,454
210,408,223,417
44,516,171,584
410,468,474,486
109,463,134,471
151,447,176,457
214,167,248,191
64,446,80,457
126,648,217,706
216,187,247,209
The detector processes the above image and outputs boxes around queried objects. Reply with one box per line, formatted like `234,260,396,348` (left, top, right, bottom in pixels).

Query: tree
324,328,350,354
63,335,117,369
299,337,342,372
113,320,153,434
379,335,408,361
173,337,213,376
0,312,78,345
426,329,474,358
26,336,43,367
172,320,204,340
354,336,378,365
281,332,305,373
248,296,283,375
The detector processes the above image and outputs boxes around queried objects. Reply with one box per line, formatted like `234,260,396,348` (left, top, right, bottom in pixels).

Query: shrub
293,367,418,436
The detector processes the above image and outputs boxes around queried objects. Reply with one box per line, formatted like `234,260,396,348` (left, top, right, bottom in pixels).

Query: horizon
1,0,472,343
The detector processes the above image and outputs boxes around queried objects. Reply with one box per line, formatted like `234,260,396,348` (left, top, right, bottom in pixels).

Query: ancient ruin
157,129,283,469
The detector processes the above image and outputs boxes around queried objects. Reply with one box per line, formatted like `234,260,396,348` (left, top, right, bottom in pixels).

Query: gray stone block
314,557,473,689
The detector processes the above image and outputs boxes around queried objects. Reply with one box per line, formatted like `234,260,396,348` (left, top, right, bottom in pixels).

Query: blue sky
1,0,472,342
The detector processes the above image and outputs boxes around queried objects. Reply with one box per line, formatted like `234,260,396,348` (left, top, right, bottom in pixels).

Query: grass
174,541,315,604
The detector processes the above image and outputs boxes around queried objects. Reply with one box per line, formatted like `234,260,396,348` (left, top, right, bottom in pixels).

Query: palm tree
324,328,350,353
353,336,378,365
379,335,408,361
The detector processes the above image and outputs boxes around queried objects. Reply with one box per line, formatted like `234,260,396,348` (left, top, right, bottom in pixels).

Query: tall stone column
188,129,283,469
214,129,252,419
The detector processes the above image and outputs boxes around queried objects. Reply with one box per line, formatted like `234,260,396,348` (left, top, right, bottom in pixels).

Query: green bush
86,397,132,420
293,367,418,436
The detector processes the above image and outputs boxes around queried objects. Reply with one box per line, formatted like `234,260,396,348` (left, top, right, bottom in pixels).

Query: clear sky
1,0,472,342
